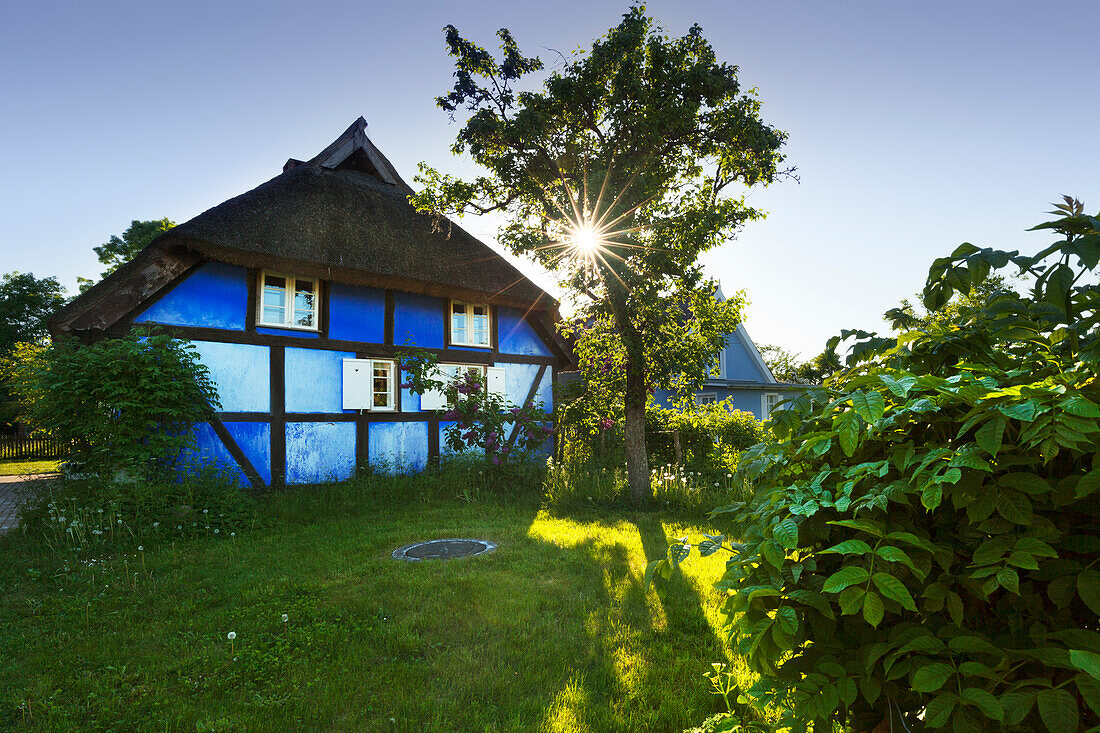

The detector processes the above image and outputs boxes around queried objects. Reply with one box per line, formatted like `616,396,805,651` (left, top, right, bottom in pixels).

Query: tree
0,272,66,355
412,7,789,504
657,198,1100,731
8,328,218,478
759,343,840,384
79,218,174,291
885,272,1015,333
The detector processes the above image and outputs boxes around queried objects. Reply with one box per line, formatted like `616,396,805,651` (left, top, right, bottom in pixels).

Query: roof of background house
53,118,559,337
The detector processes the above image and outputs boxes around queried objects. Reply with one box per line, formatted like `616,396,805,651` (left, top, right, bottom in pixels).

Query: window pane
263,305,285,323
452,312,467,343
262,274,287,325
373,363,391,408
452,302,465,314
472,314,489,344
472,305,487,316
264,274,286,290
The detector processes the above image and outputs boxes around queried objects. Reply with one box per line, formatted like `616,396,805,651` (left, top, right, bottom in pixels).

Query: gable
722,325,776,383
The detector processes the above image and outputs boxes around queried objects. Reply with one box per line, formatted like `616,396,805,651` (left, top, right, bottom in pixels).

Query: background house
51,118,573,489
652,287,804,419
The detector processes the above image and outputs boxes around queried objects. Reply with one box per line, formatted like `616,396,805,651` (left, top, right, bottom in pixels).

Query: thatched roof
53,118,558,337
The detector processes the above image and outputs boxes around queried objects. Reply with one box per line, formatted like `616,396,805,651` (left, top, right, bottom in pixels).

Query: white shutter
342,358,373,410
486,367,507,401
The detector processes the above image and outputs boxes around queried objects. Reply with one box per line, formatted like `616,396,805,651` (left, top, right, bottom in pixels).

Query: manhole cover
392,538,497,561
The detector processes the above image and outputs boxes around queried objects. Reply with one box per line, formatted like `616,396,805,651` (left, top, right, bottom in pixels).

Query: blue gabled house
652,287,803,420
51,118,572,488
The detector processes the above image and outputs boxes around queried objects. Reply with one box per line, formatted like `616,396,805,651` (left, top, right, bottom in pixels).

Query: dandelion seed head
227,631,236,641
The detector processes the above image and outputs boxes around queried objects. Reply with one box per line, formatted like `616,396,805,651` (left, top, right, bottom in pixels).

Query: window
258,270,318,330
419,364,486,411
451,300,490,347
341,358,395,411
710,350,725,379
762,392,781,420
697,393,718,405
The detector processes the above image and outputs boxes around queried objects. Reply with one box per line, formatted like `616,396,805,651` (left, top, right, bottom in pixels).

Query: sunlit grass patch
1,485,745,732
0,458,60,476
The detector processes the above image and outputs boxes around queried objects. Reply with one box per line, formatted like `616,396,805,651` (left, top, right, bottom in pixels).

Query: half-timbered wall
130,260,561,488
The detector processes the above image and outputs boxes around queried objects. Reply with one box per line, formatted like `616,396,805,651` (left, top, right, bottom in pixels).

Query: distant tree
412,7,789,504
79,218,174,291
0,272,66,355
0,272,66,428
759,343,841,385
885,272,1015,333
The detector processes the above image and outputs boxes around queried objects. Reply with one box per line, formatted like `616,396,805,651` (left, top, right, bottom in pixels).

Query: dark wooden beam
503,364,549,456
245,268,258,332
270,346,286,488
108,323,559,365
208,417,265,491
384,290,395,346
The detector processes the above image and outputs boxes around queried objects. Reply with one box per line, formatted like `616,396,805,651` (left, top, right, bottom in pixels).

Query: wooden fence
0,434,68,461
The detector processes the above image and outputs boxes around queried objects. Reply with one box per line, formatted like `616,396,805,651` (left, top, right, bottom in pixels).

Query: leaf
871,572,918,610
961,687,1004,722
1062,394,1100,417
1077,469,1100,499
924,693,957,727
880,374,917,398
997,567,1020,594
975,416,1006,457
787,590,835,620
1077,673,1100,715
834,410,860,457
999,400,1039,422
912,662,954,692
698,538,722,558
876,545,922,577
776,606,798,636
823,566,871,593
828,519,885,537
773,518,799,550
1036,688,1078,733
996,490,1034,525
851,389,886,423
863,591,884,627
1078,570,1100,616
1001,689,1037,726
948,635,1002,656
1071,649,1100,681
921,481,943,511
820,539,874,556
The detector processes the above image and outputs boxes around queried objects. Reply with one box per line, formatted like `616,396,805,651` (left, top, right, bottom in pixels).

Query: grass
0,458,61,476
0,480,748,732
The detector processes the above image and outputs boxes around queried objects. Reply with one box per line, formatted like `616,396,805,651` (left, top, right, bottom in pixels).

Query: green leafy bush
658,199,1100,732
9,328,218,479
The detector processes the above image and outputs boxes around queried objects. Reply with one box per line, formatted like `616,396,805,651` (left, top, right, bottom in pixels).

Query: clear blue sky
3,1,1098,358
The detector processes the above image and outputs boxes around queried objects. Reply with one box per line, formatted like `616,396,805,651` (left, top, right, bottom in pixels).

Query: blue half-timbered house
52,119,572,489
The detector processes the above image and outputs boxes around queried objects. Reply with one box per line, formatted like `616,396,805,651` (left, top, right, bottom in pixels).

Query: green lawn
0,458,60,476
0,486,745,732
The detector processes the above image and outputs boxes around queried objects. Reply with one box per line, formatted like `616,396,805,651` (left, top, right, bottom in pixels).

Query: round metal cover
392,538,497,561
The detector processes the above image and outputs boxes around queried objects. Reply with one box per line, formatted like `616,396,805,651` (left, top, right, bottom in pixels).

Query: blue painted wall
225,421,272,485
501,363,553,410
328,283,385,343
719,329,770,382
285,421,356,484
182,422,249,485
394,292,443,348
256,326,320,339
285,347,355,413
498,307,553,357
135,262,247,330
369,421,429,473
192,341,270,413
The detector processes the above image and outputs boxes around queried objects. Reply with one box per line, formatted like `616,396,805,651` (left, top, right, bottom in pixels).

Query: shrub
8,328,218,479
656,199,1100,731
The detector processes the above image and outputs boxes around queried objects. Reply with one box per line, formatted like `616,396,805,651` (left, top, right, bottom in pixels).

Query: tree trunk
624,357,650,507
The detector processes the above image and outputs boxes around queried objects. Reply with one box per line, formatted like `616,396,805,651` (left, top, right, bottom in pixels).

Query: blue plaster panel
439,421,485,457
400,368,421,412
285,347,355,413
501,364,553,410
498,307,553,357
285,421,356,484
328,283,385,343
256,327,320,339
723,330,770,382
224,422,272,485
369,421,429,474
192,341,269,413
180,422,247,486
135,262,247,330
394,292,443,348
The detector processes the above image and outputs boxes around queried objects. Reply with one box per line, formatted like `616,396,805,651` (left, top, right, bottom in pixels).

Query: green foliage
757,343,840,385
661,199,1100,731
0,272,65,355
413,6,788,503
79,218,174,291
9,329,218,479
647,402,765,466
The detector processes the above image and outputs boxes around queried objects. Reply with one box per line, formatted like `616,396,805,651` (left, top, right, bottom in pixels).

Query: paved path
0,474,56,535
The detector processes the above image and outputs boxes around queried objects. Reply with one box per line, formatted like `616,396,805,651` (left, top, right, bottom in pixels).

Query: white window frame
341,358,395,411
697,393,718,405
449,300,491,348
418,363,487,411
710,350,726,380
761,392,781,420
257,270,320,331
